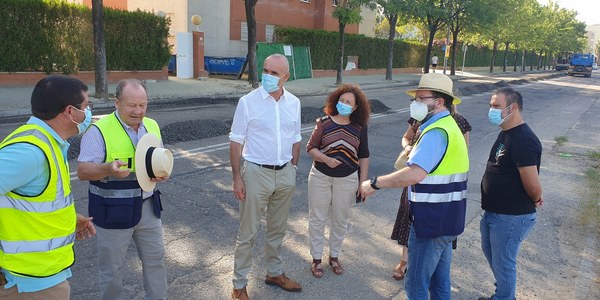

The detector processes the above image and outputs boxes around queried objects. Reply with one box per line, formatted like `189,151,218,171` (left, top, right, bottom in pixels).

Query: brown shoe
232,287,249,300
264,273,302,292
329,257,344,275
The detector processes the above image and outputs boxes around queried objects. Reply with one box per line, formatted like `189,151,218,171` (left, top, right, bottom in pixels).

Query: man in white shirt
229,54,302,300
431,54,439,73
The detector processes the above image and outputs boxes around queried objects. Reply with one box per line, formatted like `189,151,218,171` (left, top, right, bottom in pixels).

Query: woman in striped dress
306,84,371,278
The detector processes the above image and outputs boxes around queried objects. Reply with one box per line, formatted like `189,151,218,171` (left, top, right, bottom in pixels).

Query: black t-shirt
481,123,542,215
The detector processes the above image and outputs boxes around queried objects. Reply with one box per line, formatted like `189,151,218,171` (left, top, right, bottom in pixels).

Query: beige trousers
0,280,70,300
232,162,296,289
308,166,358,259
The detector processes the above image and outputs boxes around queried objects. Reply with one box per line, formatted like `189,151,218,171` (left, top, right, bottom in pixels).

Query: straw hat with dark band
406,73,461,105
135,133,174,192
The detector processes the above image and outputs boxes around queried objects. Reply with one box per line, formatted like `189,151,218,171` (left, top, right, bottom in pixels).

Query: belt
253,162,287,170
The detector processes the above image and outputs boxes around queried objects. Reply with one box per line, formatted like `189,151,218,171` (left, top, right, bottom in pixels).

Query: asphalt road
3,72,599,299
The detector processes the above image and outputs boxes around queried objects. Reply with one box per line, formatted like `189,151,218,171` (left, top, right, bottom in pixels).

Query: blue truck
567,53,594,77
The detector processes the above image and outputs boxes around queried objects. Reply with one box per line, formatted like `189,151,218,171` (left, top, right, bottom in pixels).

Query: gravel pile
369,99,391,114
301,106,325,124
161,119,231,144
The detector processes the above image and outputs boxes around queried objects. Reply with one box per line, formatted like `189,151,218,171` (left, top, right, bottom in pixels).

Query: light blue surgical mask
488,106,511,126
261,73,281,93
336,102,353,116
72,105,92,134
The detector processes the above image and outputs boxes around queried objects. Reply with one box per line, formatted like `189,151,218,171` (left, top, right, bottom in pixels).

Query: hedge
274,27,543,70
0,0,170,73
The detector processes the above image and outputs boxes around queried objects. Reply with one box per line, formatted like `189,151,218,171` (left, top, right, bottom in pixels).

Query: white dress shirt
229,86,302,166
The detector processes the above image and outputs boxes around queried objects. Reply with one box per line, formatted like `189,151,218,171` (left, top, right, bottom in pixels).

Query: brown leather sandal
329,257,344,275
393,260,407,280
311,260,324,278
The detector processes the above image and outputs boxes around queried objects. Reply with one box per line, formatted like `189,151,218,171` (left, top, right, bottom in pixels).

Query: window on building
332,0,339,6
241,22,248,41
266,24,275,43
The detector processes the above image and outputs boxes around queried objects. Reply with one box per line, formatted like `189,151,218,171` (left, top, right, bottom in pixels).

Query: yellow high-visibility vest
0,124,76,277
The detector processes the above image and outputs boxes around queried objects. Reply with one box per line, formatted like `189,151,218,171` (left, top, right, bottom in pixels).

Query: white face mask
410,101,430,121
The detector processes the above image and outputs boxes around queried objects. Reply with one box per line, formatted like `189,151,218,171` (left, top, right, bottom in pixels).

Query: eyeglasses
79,102,93,111
72,102,93,113
410,96,438,103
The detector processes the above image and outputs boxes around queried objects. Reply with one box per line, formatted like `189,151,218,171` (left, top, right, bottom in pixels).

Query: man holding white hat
361,73,469,299
77,78,172,300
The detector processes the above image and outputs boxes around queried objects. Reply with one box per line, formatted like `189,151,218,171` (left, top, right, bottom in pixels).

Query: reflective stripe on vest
89,174,142,199
410,172,468,203
0,194,74,212
0,125,75,277
1,234,75,254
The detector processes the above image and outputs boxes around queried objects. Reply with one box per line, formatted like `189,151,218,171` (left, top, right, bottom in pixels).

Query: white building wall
187,0,245,57
127,0,244,57
358,6,377,37
128,0,187,54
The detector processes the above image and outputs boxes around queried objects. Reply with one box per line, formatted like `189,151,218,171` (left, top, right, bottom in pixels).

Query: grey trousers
96,199,167,300
232,162,296,289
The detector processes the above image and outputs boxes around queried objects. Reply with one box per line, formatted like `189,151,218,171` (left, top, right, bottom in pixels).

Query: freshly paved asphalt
0,68,563,119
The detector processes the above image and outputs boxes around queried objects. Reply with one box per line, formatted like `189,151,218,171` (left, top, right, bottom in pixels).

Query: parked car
593,63,598,70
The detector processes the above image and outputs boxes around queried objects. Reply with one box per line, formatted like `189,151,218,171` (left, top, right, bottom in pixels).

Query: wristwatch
370,176,380,190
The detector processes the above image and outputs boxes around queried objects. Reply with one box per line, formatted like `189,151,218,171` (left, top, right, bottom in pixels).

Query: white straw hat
406,73,461,105
135,133,173,192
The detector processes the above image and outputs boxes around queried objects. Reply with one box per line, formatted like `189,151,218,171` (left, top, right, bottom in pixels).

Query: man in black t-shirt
479,87,543,300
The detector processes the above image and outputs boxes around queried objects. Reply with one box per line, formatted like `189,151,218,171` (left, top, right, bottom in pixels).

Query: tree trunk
513,47,518,72
522,49,527,72
490,41,498,73
537,49,543,70
530,49,535,71
336,22,346,85
502,42,509,73
424,26,437,74
245,1,258,88
385,14,398,81
92,0,108,100
450,28,459,75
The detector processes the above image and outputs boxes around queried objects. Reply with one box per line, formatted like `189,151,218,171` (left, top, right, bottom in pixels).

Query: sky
537,0,600,26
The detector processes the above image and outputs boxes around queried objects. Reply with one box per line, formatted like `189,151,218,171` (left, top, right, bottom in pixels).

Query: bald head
264,54,290,75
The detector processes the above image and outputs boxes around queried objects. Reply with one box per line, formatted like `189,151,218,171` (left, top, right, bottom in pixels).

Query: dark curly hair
323,84,371,126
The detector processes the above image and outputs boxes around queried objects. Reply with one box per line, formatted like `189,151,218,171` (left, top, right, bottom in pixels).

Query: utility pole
443,24,450,74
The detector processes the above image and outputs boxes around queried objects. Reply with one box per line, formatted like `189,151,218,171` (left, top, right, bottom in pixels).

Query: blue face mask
261,73,281,93
488,106,510,126
72,106,92,134
336,102,354,116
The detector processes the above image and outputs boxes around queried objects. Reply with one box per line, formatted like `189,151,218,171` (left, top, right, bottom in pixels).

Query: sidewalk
0,68,563,118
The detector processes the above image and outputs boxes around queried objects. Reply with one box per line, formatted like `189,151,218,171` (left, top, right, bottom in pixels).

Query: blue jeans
404,226,456,300
480,211,536,300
